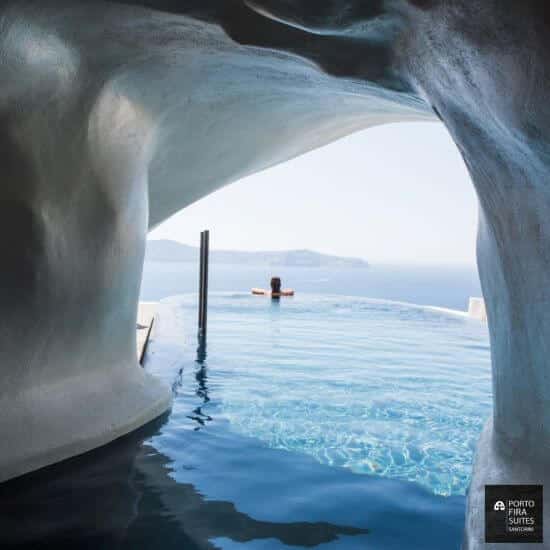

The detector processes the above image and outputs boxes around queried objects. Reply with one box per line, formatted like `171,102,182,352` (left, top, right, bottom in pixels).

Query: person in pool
252,277,294,297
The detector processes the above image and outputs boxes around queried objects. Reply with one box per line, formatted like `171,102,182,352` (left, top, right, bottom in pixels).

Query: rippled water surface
1,290,492,550
171,293,492,497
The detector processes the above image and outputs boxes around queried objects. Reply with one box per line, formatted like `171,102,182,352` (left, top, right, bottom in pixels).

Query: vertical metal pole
198,230,209,341
198,231,205,336
202,230,209,338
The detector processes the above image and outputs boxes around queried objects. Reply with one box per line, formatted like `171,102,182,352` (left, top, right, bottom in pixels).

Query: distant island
146,239,369,268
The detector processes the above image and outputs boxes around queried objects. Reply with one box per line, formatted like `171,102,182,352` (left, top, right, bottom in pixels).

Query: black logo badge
485,485,543,543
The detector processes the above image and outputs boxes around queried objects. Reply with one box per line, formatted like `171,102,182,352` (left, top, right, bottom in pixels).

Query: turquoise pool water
169,293,492,497
1,290,492,550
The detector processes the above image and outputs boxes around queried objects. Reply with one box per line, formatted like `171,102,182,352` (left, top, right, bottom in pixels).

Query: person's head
270,277,281,293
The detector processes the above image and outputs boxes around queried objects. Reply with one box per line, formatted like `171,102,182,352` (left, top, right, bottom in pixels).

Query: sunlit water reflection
173,293,491,496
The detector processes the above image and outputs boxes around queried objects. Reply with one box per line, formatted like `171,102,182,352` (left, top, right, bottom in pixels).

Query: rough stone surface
1,1,549,547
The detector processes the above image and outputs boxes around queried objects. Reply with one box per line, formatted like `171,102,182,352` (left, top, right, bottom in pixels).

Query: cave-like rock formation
1,1,549,547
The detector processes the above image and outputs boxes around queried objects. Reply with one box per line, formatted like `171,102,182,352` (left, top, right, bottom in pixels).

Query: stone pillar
400,2,550,544
463,171,550,549
0,33,171,480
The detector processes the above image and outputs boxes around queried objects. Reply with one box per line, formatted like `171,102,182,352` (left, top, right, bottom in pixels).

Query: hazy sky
149,122,479,267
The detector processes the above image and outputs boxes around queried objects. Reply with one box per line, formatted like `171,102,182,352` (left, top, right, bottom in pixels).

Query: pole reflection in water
187,339,213,430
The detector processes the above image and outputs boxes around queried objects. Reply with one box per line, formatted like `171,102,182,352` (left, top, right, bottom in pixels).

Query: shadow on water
0,391,368,550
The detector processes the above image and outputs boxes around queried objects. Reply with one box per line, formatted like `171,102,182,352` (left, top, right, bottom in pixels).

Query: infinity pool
170,293,492,497
1,292,492,550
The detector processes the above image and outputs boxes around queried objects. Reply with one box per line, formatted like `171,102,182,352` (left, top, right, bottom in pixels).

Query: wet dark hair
270,277,281,293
